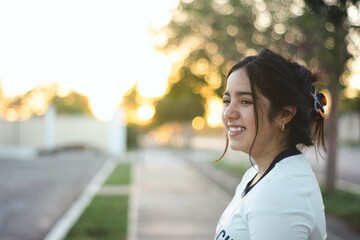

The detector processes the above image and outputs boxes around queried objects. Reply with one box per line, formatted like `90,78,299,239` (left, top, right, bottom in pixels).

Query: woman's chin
229,144,248,153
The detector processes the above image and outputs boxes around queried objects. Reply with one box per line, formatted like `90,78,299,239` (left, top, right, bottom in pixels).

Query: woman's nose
223,104,239,119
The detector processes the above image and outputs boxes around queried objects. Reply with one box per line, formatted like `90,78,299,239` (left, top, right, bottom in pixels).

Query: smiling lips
228,126,246,137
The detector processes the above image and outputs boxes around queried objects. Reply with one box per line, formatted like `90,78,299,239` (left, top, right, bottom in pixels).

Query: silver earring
279,124,285,131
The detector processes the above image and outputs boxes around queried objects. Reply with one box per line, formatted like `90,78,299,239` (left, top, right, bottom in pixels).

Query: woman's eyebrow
223,91,252,97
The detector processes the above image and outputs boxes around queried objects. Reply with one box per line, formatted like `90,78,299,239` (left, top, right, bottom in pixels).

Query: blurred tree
0,84,92,121
153,70,205,126
156,0,257,97
0,85,54,121
155,0,316,97
122,84,138,125
156,0,360,191
152,71,205,147
122,83,155,125
52,91,91,115
297,0,360,192
341,93,360,113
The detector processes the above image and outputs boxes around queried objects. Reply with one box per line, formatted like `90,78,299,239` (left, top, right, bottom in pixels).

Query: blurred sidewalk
129,148,230,240
129,147,360,240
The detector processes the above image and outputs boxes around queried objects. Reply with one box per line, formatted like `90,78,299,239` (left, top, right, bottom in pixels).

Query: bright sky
0,0,178,120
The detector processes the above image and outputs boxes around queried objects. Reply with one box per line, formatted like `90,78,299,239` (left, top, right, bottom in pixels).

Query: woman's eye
223,99,230,105
241,99,252,104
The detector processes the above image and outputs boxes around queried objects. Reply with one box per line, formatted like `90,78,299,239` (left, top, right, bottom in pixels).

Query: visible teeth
229,127,245,132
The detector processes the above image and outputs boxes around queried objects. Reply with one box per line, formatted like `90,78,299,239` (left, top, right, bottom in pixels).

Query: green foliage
340,93,360,113
122,84,138,111
52,92,91,115
153,74,205,126
64,196,128,240
164,0,256,58
159,0,360,94
126,125,139,149
160,0,256,95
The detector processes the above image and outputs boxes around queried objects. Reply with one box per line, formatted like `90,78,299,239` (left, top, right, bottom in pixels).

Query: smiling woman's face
222,68,280,158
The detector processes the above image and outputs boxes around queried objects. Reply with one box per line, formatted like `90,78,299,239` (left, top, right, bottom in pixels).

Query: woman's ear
278,105,297,125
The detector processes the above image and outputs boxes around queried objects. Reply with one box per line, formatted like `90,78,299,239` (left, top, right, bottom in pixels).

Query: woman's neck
252,144,289,174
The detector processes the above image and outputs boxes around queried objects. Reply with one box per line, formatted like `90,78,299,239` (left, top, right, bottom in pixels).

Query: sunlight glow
137,53,172,99
206,97,223,128
1,86,52,121
322,90,332,117
89,99,115,122
137,105,156,123
192,116,206,130
348,4,360,26
349,76,360,90
344,58,360,99
348,58,360,91
0,0,179,120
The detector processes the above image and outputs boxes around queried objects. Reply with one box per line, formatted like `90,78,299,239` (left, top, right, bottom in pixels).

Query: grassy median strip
105,163,131,185
322,189,360,233
64,163,131,240
64,196,128,240
212,158,248,178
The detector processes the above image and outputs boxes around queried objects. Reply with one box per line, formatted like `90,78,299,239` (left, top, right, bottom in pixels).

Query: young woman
215,48,327,240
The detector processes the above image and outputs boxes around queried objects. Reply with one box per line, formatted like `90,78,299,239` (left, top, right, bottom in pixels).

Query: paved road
0,151,107,240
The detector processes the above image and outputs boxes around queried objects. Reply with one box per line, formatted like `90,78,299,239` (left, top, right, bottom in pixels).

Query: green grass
340,140,360,147
64,196,129,240
212,159,248,178
64,163,132,240
105,163,131,185
322,189,360,233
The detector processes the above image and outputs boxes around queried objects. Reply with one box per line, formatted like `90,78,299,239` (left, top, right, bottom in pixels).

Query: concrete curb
127,159,140,240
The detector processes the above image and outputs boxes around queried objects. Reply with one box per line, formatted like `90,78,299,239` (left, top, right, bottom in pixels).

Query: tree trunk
325,78,338,192
183,121,193,149
325,28,348,192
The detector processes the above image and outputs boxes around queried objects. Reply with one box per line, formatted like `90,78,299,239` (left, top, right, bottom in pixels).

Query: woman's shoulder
275,153,314,177
254,154,321,203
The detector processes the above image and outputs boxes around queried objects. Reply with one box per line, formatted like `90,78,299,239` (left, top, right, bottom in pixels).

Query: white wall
0,112,126,157
55,115,108,150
